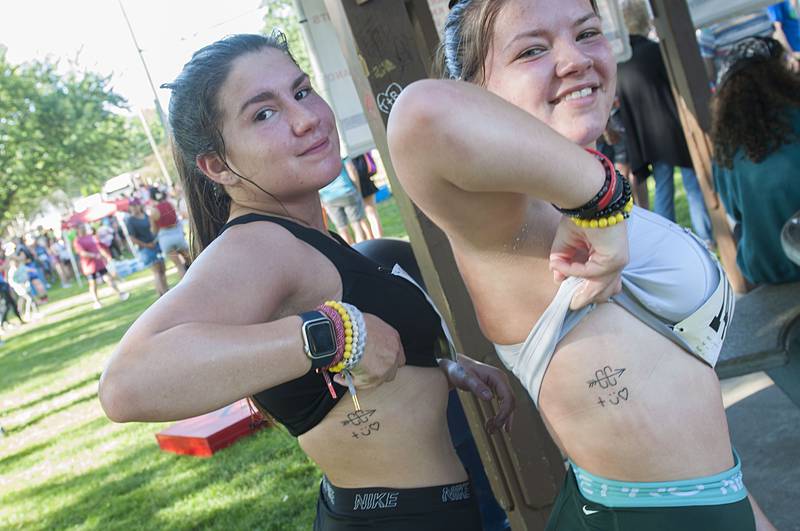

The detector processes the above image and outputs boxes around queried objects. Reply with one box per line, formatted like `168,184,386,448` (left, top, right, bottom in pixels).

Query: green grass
646,170,692,230
0,271,318,531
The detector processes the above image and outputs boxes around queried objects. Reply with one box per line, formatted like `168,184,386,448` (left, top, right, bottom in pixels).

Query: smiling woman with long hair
99,32,517,531
388,0,776,529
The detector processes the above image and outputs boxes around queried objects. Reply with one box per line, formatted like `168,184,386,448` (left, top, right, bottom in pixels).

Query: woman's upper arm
128,224,306,337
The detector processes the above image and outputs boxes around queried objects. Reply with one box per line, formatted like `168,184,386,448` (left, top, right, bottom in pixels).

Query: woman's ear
196,153,239,186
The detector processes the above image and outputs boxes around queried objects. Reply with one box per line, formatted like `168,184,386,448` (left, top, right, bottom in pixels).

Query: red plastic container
155,399,268,457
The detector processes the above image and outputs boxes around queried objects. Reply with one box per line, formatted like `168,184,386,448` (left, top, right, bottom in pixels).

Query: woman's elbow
98,346,147,423
98,370,135,423
387,79,454,156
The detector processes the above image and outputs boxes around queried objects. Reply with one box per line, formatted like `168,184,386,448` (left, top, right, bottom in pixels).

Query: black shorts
86,268,108,280
314,476,482,531
546,466,756,531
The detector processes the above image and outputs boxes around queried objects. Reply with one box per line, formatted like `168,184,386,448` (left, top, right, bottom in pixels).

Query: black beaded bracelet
553,149,615,218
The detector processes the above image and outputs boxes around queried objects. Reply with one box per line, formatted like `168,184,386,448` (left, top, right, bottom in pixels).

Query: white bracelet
342,302,366,370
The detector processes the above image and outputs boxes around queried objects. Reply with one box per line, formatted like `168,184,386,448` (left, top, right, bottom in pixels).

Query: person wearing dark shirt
618,0,714,244
126,200,168,297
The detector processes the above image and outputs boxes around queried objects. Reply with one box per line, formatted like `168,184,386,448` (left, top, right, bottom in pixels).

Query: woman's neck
228,197,327,232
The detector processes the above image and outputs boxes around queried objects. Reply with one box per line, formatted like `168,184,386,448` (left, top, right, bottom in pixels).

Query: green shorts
546,466,756,531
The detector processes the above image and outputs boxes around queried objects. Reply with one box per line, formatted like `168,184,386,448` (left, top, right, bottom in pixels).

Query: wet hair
161,32,297,257
711,53,800,169
438,0,599,83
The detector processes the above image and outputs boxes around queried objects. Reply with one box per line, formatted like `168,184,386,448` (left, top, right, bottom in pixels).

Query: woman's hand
439,355,515,434
333,313,406,389
549,215,629,310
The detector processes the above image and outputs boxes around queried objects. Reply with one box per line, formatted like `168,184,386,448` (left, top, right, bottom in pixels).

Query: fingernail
481,390,492,399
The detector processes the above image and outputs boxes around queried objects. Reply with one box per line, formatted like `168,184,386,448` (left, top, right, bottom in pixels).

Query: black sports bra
220,213,448,436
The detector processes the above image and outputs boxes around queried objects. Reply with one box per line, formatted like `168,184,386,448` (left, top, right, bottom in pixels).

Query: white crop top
494,206,735,407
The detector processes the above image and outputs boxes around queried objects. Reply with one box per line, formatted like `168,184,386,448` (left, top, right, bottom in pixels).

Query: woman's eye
295,87,311,101
519,47,546,59
578,29,602,41
255,108,275,122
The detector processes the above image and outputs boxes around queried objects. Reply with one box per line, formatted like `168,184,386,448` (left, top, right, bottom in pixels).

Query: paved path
723,372,800,530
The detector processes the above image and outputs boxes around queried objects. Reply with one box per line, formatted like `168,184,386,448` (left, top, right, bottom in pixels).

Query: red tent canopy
64,198,130,228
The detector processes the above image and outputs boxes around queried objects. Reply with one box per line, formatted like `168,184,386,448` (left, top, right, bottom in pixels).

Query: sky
1,0,269,113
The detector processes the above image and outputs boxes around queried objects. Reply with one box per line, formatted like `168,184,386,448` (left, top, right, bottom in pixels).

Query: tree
0,50,148,223
261,0,314,79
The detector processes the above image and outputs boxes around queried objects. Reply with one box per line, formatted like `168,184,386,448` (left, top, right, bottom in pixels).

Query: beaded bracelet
316,304,345,368
321,301,354,373
341,302,367,371
554,149,615,218
315,304,346,399
556,150,633,229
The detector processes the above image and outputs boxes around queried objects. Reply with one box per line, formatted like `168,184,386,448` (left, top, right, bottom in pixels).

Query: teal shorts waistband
569,451,747,508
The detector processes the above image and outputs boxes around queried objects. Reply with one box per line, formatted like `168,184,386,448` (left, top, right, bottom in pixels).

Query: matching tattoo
342,408,380,439
588,365,630,408
341,367,627,433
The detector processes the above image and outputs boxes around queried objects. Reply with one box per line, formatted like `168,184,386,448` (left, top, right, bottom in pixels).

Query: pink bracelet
317,304,345,369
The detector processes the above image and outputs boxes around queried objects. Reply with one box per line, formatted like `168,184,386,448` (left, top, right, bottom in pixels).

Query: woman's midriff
298,365,466,489
538,303,734,482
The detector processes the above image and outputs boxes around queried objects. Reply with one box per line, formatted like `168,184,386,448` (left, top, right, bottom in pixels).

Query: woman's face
216,48,341,201
484,0,616,146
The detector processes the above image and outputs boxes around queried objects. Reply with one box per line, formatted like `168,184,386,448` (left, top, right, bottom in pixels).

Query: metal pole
118,0,171,135
136,108,173,188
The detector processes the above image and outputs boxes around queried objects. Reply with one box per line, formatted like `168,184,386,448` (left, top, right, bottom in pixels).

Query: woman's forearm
388,79,605,209
99,316,311,422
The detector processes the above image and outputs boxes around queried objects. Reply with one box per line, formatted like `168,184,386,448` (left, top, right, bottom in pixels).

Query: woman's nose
289,101,321,136
554,42,594,78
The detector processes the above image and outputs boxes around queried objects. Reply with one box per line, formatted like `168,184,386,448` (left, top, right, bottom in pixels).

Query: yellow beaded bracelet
324,301,353,373
571,198,634,229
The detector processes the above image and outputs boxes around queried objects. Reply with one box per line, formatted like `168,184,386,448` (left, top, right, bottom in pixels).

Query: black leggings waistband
320,476,475,517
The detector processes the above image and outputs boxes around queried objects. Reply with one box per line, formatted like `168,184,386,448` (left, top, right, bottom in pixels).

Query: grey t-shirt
126,214,156,245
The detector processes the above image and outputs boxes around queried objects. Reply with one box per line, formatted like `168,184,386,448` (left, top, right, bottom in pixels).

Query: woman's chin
561,125,605,148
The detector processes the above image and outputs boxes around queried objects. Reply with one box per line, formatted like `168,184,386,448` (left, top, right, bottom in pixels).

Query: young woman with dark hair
712,37,800,286
99,32,516,530
388,0,775,528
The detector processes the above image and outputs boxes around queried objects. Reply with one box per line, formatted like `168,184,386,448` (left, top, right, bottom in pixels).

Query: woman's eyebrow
502,12,600,54
238,73,309,117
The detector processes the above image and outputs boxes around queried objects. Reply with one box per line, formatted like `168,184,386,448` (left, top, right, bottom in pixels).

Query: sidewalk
723,372,800,530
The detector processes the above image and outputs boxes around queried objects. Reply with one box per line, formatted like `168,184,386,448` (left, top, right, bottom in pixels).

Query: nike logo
582,505,600,516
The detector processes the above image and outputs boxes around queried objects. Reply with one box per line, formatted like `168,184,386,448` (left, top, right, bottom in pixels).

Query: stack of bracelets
316,300,367,402
554,148,633,228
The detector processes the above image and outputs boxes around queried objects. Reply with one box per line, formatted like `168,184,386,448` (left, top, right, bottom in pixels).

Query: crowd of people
0,182,196,345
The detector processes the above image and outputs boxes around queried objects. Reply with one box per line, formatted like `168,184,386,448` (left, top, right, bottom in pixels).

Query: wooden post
648,0,748,294
323,1,565,528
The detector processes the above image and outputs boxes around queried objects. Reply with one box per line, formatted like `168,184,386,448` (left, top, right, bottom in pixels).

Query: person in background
73,224,129,309
126,199,168,297
319,159,372,244
712,36,800,286
618,0,714,245
0,251,25,328
698,8,777,80
148,186,192,278
769,1,800,58
16,237,49,302
48,237,73,288
351,152,384,238
4,243,40,320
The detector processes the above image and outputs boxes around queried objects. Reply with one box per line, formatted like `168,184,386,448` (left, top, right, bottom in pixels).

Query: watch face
307,320,337,358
